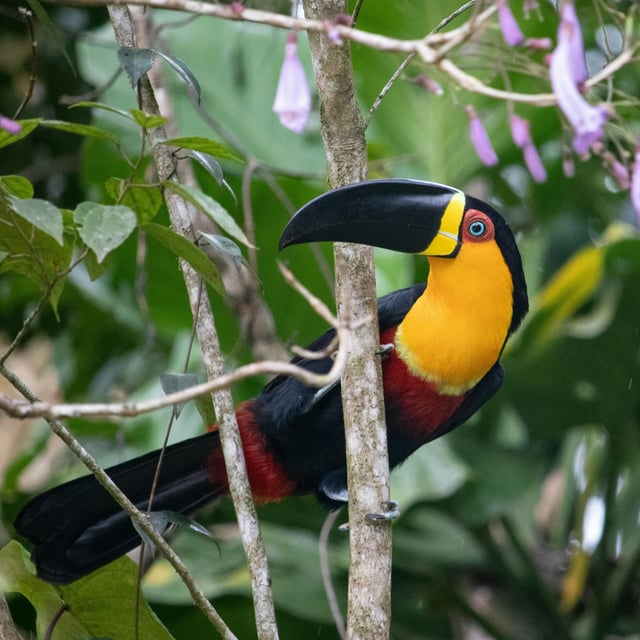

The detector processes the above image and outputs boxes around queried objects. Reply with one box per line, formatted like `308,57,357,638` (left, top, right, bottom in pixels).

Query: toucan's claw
366,500,400,522
376,343,394,357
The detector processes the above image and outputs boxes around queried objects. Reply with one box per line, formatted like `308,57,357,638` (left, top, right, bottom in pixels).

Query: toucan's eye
468,219,487,237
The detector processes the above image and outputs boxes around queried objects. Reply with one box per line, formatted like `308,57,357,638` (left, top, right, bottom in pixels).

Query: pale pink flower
631,147,640,224
509,114,531,148
273,32,311,134
524,37,552,50
497,0,524,46
466,106,498,166
0,115,21,134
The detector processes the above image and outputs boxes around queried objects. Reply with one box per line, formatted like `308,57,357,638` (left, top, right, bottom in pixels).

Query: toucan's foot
338,521,350,533
376,343,394,357
366,500,400,522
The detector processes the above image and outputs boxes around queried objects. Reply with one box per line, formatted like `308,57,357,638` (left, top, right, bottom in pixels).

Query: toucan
14,179,528,584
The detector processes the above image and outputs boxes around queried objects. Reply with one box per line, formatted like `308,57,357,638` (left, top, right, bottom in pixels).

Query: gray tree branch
303,1,393,638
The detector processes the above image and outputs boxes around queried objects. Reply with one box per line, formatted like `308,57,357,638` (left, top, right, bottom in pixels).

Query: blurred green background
1,1,639,638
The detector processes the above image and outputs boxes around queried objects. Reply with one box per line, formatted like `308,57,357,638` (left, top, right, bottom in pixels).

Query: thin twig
319,509,346,640
14,8,37,119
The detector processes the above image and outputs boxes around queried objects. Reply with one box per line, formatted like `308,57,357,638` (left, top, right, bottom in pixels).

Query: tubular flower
497,0,524,46
631,147,640,224
550,3,608,155
467,106,498,167
273,32,311,134
523,143,547,183
509,114,547,182
0,115,21,134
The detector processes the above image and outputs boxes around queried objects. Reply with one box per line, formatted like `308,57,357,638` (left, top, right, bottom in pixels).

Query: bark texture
303,2,393,638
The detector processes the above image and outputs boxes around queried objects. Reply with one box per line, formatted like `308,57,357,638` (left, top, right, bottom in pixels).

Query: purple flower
523,143,547,183
550,4,608,155
0,115,21,135
466,106,498,166
559,1,587,85
602,151,630,189
273,32,311,134
509,114,546,182
497,0,524,47
509,114,531,148
631,147,640,224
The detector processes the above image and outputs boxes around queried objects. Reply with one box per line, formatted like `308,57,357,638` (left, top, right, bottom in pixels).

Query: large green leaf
0,541,175,640
74,202,138,262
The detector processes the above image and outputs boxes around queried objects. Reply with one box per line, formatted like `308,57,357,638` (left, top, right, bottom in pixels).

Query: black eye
468,219,487,237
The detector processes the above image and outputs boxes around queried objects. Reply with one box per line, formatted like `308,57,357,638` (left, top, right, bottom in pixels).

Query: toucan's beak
279,179,466,257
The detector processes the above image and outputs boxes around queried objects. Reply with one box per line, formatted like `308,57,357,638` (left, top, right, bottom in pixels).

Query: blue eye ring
468,219,487,237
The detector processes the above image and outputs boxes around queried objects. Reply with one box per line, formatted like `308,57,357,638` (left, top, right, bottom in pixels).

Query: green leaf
0,540,90,639
130,109,168,129
200,232,245,272
0,120,38,150
0,204,71,315
160,372,199,418
163,181,250,247
117,46,156,87
0,175,34,199
70,100,133,121
141,223,224,294
161,136,242,163
74,202,137,263
156,50,201,103
105,178,163,224
40,120,121,145
9,196,64,245
0,540,175,640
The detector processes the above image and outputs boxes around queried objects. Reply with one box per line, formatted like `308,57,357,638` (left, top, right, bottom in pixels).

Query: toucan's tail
14,431,223,584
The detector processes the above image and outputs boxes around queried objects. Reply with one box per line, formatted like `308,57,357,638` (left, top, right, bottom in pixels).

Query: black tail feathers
14,431,223,584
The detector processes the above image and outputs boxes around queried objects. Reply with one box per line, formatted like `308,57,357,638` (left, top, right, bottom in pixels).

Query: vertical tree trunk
302,2,393,638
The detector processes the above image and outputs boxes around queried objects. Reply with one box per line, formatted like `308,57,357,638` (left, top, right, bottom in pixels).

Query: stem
302,2,393,639
108,5,280,638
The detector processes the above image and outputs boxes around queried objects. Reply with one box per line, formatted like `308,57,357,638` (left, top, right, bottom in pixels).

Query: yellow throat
395,241,514,395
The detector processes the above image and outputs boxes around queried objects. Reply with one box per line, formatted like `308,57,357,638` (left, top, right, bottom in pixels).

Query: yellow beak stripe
421,191,465,257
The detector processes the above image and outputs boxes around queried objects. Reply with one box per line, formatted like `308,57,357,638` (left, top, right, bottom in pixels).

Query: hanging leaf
160,372,199,418
141,223,224,294
163,181,251,247
9,196,64,245
200,232,245,272
161,136,242,163
117,46,157,87
155,50,202,104
74,202,137,263
187,150,225,185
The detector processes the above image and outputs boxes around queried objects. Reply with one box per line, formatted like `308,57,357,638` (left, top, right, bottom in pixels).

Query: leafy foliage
1,1,639,639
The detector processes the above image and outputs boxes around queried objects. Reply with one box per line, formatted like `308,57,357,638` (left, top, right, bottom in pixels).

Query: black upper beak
279,179,465,256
